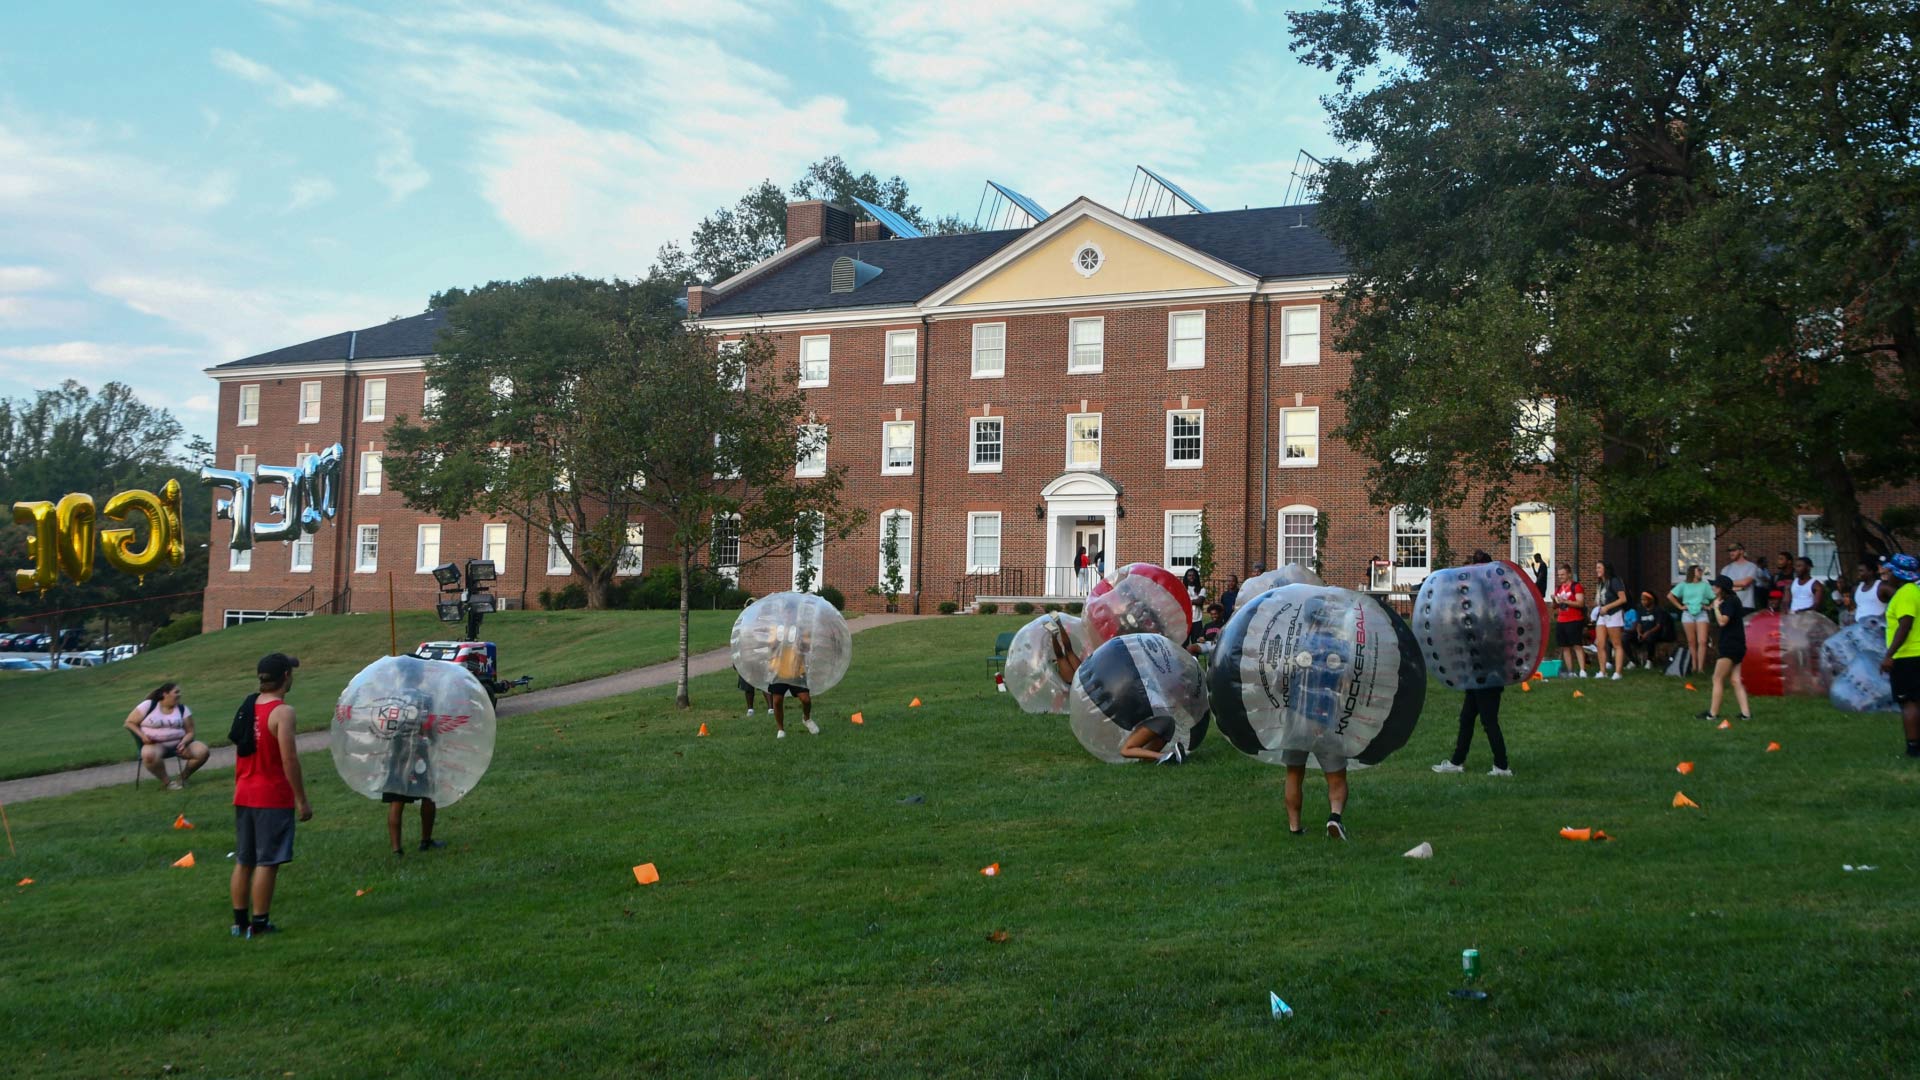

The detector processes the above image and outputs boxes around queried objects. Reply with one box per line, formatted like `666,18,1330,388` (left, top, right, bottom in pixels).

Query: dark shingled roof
213,309,446,369
698,203,1348,318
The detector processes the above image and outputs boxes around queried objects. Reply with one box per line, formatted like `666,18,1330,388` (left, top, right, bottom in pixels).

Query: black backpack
228,694,261,757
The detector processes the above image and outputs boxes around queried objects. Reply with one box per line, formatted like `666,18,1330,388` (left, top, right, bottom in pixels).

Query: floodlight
431,562,463,588
465,593,497,615
466,559,498,585
435,601,464,623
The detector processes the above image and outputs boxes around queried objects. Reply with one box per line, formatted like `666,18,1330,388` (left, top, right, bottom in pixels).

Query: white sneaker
1431,761,1465,774
1326,820,1348,841
1579,670,1589,678
1156,747,1177,764
1488,767,1514,777
802,718,820,735
776,729,786,739
1611,672,1622,681
746,708,755,716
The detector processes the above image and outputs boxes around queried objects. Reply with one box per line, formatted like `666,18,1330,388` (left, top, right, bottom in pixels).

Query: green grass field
0,609,738,780
2,616,1915,1078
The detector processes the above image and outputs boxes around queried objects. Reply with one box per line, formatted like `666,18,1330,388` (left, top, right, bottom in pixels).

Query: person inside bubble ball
381,660,443,856
1117,715,1187,765
1045,615,1083,684
767,623,820,739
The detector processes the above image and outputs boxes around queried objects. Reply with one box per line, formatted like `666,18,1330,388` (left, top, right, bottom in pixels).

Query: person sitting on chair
124,682,209,789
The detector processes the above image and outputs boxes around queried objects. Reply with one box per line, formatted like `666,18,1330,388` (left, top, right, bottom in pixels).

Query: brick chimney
852,219,893,243
786,200,854,247
686,285,712,316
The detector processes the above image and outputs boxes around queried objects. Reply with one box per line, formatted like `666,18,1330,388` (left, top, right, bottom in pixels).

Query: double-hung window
718,340,745,392
796,424,827,477
877,509,912,589
356,525,380,574
1281,506,1318,568
1281,307,1320,365
548,525,574,576
1166,511,1202,569
298,381,322,424
1168,311,1205,368
1671,525,1715,583
799,335,830,387
1390,507,1430,583
1280,407,1319,467
967,512,1002,573
1067,413,1101,470
237,384,260,426
712,515,741,581
971,323,1006,378
885,331,916,383
882,421,915,475
416,525,441,573
1068,318,1104,373
970,417,1004,473
617,523,644,577
1798,516,1838,578
482,523,508,573
1167,409,1203,468
363,379,387,422
359,451,383,494
290,453,314,572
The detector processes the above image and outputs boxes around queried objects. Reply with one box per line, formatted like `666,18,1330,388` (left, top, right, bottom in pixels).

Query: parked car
56,629,88,650
0,657,45,671
0,633,23,649
22,634,51,652
106,644,141,663
56,655,100,669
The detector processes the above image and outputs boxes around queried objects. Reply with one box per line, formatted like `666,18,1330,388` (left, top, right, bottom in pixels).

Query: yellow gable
949,217,1234,305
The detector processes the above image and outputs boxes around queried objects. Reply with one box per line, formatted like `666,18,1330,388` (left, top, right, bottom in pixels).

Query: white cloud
373,125,430,201
286,176,337,212
0,341,194,370
0,295,88,330
0,265,58,291
89,272,407,364
210,47,343,108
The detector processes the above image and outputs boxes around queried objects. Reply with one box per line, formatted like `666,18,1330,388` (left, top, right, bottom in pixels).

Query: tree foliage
1290,0,1920,568
650,155,979,285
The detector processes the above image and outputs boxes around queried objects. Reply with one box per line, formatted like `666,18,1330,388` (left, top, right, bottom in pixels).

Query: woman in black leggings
1431,551,1514,778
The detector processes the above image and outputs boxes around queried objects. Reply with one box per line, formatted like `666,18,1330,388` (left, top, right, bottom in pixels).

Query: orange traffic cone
1676,762,1694,775
980,862,1000,877
1672,792,1700,809
633,863,660,885
1572,690,1585,699
851,712,864,725
1520,681,1532,693
696,723,709,737
1766,741,1781,752
16,878,32,887
173,814,194,830
172,852,195,869
1685,683,1697,691
1559,827,1593,842
1717,719,1732,730
909,698,922,708
355,888,372,897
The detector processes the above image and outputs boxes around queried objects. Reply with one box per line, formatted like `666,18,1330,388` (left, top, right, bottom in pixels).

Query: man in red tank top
232,653,313,939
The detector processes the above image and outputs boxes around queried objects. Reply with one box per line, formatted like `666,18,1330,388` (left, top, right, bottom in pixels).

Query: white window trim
415,524,442,573
547,524,574,576
791,513,826,592
229,544,251,572
1167,310,1206,370
1280,406,1320,468
1390,506,1431,584
1068,317,1105,374
1509,503,1555,580
483,523,508,575
1164,510,1203,570
297,381,322,425
289,534,313,574
615,522,644,577
796,424,828,478
967,511,1003,574
355,525,379,574
876,509,913,589
1671,524,1716,584
971,322,1006,380
884,330,917,385
1279,305,1321,366
359,451,383,495
1165,409,1205,469
798,334,831,388
234,454,257,476
237,384,260,427
969,416,1004,474
1066,412,1102,471
717,340,745,392
1278,504,1319,568
881,421,915,476
363,378,388,422
712,513,742,583
422,382,443,418
1071,241,1105,278
1797,515,1838,577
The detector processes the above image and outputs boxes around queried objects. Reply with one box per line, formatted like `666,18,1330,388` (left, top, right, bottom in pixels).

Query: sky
0,0,1346,444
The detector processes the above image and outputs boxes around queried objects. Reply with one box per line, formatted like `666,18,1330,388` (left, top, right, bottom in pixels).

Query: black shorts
382,792,430,805
1719,641,1747,664
767,682,808,697
737,674,754,693
1554,622,1584,648
1139,715,1175,740
1891,657,1920,705
235,806,296,867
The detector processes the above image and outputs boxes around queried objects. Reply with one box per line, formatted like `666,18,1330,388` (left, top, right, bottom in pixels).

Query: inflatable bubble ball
1740,610,1840,697
331,655,496,806
1412,560,1549,689
1207,584,1425,771
731,592,853,696
1083,562,1194,649
1004,613,1089,715
1068,633,1211,763
1240,564,1325,598
1823,616,1895,713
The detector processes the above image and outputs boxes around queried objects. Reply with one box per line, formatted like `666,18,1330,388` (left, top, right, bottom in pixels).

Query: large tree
651,155,979,285
1290,0,1920,568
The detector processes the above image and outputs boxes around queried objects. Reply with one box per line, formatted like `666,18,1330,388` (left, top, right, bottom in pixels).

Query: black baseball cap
257,653,301,679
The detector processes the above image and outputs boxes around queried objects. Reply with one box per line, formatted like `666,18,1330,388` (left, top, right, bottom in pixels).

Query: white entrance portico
1042,471,1118,597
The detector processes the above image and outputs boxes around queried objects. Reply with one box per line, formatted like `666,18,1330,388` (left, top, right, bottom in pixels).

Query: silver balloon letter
200,467,256,551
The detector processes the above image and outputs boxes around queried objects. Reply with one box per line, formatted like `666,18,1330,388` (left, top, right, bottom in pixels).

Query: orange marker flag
696,723,709,737
1766,741,1782,752
909,698,922,708
1685,683,1697,691
1559,827,1592,842
1717,719,1732,730
1520,681,1531,693
1676,762,1694,775
1572,690,1585,699
16,878,32,887
850,712,864,725
1594,830,1612,841
355,888,372,897
633,863,660,886
174,814,194,830
1672,792,1700,809
980,862,1000,877
172,852,195,869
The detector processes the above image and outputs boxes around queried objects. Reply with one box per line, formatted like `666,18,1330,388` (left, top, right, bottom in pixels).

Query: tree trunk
1813,448,1870,573
585,572,615,610
676,546,693,709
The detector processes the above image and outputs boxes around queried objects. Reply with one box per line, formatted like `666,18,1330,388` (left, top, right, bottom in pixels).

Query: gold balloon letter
11,501,59,593
101,487,179,578
52,493,97,584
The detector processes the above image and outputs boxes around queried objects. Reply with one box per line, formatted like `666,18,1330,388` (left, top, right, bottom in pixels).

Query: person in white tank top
1787,556,1824,613
1853,563,1889,620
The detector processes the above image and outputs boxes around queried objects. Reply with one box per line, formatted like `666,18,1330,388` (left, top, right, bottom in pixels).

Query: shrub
1043,603,1062,613
1065,602,1083,615
1013,601,1035,615
819,585,847,611
937,601,959,615
146,611,202,650
977,602,1000,614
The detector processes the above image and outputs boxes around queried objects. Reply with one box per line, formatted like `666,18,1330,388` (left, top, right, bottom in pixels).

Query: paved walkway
0,613,924,806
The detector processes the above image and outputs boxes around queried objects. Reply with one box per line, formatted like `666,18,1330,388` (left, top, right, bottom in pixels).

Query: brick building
201,194,1885,628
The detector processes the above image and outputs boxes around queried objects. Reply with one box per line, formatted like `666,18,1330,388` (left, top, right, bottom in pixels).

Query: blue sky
0,0,1344,442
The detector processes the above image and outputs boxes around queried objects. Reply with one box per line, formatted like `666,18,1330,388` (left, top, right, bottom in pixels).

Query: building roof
698,203,1347,319
212,309,446,370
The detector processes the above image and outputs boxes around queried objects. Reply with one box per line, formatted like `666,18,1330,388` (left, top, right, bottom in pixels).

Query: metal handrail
268,585,315,616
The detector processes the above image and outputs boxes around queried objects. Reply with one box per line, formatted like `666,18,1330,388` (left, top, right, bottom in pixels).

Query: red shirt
1553,581,1586,623
234,697,295,809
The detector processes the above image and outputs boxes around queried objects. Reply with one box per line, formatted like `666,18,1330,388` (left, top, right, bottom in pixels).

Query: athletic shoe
165,779,184,791
776,729,787,739
1172,742,1188,764
1156,747,1177,764
1611,672,1622,681
1431,761,1465,774
745,708,755,716
245,922,278,939
1696,710,1716,721
1578,670,1589,679
1326,820,1348,841
230,925,245,938
1488,767,1514,777
419,839,445,852
802,718,820,735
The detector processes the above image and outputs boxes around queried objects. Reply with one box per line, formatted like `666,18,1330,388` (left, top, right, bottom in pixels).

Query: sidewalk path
0,613,925,805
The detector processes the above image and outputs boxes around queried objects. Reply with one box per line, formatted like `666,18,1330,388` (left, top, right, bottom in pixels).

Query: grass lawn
2,616,1915,1078
0,608,738,780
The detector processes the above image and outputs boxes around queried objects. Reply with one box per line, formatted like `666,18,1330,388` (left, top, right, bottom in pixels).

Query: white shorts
1680,611,1708,625
1597,612,1626,629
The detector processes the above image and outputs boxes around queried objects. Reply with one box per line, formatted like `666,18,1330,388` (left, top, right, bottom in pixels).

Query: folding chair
129,729,182,788
988,632,1015,673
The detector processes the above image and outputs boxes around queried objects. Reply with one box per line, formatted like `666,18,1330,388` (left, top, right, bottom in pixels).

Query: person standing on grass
124,682,210,789
1282,747,1351,840
232,653,311,940
1845,560,1888,625
1552,564,1588,677
1181,567,1207,645
1434,551,1513,779
1592,560,1629,679
1668,565,1715,674
1220,574,1241,619
1788,556,1825,614
1879,554,1920,758
381,660,443,857
1720,543,1762,609
766,629,819,739
1699,577,1752,725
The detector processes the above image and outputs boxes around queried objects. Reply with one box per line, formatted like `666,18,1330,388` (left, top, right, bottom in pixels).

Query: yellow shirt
1887,582,1920,660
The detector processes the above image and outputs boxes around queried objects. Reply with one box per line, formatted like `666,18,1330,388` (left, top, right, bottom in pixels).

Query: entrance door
1070,521,1106,594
